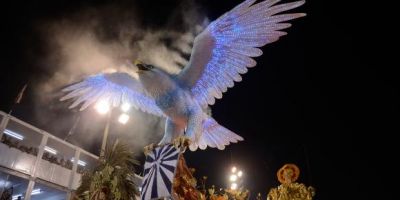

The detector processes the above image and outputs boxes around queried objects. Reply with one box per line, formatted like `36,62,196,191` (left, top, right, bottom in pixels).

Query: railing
0,111,99,199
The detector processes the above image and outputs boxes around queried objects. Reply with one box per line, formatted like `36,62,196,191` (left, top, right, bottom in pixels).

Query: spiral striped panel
141,144,180,200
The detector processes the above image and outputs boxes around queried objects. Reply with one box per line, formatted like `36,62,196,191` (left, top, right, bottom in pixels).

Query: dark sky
0,0,397,199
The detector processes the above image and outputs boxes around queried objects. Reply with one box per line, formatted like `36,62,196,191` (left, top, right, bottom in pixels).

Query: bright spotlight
44,146,57,155
95,100,110,114
230,174,238,182
71,158,87,166
31,188,42,195
3,129,24,140
118,113,130,124
230,183,238,190
12,189,42,200
232,167,237,173
238,170,243,177
121,103,131,112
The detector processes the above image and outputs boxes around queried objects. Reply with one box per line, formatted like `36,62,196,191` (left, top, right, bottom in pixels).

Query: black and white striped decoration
141,144,180,200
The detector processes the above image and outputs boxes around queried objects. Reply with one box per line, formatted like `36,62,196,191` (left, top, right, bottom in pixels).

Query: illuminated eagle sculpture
61,0,305,151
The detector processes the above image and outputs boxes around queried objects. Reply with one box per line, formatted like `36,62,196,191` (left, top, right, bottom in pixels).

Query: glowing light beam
44,146,57,155
3,129,24,140
121,103,131,112
118,113,130,124
95,100,110,114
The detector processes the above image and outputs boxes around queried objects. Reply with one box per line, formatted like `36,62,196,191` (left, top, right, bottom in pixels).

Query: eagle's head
132,60,172,97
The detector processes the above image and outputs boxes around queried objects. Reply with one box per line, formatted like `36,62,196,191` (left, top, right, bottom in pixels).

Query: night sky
0,0,397,199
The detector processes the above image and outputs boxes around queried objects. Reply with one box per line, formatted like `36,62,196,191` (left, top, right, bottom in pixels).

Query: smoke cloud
30,0,207,155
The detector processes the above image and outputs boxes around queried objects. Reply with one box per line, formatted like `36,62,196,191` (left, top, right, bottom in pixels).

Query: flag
14,84,27,104
141,144,181,200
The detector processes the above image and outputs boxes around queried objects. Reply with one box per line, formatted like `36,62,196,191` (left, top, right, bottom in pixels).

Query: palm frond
75,140,140,200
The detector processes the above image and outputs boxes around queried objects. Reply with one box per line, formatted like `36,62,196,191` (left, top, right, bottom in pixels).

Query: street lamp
121,103,131,112
118,113,130,124
230,174,238,182
238,171,243,178
95,100,110,114
118,103,131,124
229,166,244,190
95,100,131,157
232,167,237,173
230,183,238,190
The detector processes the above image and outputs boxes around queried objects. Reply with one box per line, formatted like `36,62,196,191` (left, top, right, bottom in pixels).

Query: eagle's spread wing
179,0,305,107
60,72,165,116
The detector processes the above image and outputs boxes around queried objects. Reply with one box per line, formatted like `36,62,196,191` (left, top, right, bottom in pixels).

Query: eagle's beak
134,60,153,71
137,63,149,71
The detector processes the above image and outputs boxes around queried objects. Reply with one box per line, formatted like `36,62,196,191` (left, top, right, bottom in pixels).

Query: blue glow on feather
83,74,163,115
190,0,304,106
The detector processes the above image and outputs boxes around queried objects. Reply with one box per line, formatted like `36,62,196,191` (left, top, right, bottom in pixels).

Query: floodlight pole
100,110,112,157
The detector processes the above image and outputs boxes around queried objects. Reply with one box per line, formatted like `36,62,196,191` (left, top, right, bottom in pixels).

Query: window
0,172,29,200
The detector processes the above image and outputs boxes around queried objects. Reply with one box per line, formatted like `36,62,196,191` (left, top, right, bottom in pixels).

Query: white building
0,111,142,200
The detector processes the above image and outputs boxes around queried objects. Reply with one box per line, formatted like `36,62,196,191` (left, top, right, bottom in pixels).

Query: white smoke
31,0,207,154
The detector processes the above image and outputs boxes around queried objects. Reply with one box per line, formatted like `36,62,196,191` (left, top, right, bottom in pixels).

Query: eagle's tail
189,117,243,151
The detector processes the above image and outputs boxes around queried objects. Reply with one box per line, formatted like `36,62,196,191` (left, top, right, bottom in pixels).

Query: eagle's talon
144,143,155,156
173,136,192,149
